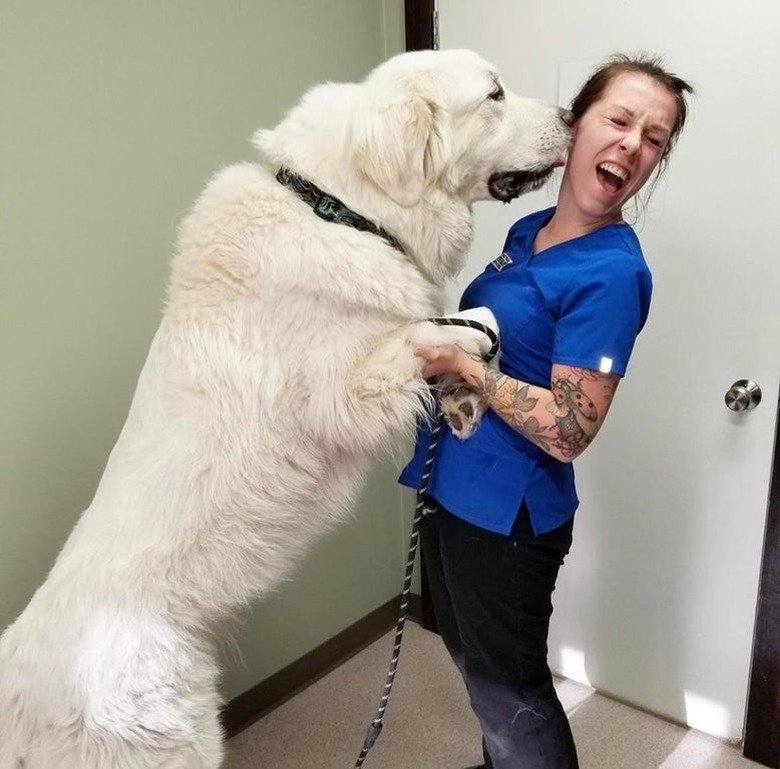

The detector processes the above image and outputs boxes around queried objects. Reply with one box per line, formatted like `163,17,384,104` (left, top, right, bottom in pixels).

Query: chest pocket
499,267,556,385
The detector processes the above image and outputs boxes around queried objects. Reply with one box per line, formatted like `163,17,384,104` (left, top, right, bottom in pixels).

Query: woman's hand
413,344,462,378
414,344,487,389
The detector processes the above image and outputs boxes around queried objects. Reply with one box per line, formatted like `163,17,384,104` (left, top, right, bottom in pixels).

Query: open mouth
487,165,558,203
596,162,629,194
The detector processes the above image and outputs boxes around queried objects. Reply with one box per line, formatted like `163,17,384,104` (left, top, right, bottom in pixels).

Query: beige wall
1,0,406,701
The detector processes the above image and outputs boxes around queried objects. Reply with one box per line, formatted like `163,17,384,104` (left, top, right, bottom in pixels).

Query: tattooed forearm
478,367,618,461
481,369,559,453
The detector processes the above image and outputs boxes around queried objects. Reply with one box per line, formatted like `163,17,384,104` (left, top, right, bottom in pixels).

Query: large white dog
0,49,570,768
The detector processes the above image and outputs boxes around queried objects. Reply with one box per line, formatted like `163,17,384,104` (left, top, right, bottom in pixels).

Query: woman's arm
415,344,620,463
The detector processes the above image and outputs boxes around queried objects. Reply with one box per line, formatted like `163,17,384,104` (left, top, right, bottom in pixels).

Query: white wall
438,0,780,741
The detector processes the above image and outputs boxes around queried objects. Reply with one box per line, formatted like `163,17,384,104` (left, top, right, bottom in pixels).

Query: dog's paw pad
440,388,487,440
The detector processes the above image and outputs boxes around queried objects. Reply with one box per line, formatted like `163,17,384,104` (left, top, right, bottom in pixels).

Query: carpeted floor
225,621,762,769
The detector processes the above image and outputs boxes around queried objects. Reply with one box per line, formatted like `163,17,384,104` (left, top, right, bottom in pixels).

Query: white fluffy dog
0,49,570,768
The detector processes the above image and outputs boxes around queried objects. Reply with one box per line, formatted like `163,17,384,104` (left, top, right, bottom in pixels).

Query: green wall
1,0,407,702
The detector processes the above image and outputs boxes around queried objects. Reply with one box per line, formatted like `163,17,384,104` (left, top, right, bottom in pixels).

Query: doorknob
724,380,762,411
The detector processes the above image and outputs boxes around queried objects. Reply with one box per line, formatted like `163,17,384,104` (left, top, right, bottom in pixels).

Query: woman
399,55,694,769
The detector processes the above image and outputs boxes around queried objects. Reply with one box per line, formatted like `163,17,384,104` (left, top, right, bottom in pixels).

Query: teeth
598,162,628,180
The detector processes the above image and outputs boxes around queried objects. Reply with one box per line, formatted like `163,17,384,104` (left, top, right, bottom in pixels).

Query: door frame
404,0,436,53
744,387,780,767
403,2,780,763
404,0,439,635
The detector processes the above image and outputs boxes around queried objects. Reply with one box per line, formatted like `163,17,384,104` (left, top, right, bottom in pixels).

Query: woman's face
559,72,678,225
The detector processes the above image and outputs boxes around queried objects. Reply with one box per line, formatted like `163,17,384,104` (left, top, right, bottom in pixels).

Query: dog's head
254,50,571,281
349,49,572,207
256,49,570,207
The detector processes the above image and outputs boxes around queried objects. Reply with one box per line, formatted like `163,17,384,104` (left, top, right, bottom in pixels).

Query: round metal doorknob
724,380,762,411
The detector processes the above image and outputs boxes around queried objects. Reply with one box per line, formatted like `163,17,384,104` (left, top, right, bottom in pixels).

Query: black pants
421,499,579,769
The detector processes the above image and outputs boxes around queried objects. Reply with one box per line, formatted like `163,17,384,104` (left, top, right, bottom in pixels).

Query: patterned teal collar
276,166,406,255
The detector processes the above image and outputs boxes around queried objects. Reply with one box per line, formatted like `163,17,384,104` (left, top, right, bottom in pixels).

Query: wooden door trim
405,0,435,52
744,388,780,767
404,0,439,634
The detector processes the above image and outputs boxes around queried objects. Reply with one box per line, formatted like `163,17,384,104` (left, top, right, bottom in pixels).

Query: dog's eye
488,85,505,102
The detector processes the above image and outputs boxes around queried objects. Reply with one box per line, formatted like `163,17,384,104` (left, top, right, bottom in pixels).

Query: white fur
0,49,569,768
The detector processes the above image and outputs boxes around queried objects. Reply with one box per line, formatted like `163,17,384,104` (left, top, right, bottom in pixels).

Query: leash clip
362,721,383,751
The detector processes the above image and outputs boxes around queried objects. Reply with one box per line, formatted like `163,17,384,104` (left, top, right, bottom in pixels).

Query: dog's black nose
560,109,575,127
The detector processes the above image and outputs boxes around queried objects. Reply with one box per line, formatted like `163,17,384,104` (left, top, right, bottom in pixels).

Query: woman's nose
620,128,641,153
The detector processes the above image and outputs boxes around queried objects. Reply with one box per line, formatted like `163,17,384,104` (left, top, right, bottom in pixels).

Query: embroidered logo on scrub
491,252,513,271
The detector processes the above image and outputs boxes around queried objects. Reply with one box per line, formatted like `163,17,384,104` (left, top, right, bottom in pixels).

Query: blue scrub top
399,207,653,536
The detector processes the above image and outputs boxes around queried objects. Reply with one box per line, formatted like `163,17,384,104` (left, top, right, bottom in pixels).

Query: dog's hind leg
71,610,224,768
148,738,223,769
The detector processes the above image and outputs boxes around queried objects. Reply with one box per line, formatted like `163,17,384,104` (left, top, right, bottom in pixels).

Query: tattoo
481,369,617,459
481,369,552,449
568,367,618,406
546,378,599,457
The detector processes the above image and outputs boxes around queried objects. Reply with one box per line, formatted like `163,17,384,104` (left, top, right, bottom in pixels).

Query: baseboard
221,592,422,737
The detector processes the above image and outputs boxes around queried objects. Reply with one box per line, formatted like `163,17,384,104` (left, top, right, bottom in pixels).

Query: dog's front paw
440,387,488,440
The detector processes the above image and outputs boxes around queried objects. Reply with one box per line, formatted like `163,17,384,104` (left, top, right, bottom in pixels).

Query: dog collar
275,166,406,255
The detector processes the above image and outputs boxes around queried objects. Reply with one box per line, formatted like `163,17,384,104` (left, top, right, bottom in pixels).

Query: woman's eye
488,86,505,101
647,136,664,148
609,117,627,127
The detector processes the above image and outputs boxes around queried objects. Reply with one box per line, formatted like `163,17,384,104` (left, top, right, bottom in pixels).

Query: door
437,0,780,744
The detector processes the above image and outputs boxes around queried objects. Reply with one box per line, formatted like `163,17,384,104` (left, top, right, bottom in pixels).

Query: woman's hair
571,53,694,165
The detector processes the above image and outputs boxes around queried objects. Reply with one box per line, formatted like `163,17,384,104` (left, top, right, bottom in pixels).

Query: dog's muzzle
488,167,557,203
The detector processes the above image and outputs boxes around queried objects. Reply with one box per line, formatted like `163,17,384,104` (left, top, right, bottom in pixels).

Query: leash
353,317,499,768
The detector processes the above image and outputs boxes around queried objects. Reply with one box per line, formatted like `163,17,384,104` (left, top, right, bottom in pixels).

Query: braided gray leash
353,317,499,768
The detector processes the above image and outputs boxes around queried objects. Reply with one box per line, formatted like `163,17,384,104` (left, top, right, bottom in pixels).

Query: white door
439,0,780,741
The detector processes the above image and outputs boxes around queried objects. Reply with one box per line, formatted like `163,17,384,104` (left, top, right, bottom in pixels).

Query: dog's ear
352,90,441,208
